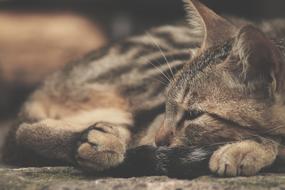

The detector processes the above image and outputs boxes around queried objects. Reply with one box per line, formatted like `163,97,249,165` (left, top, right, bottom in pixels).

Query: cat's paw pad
75,122,126,171
209,141,273,177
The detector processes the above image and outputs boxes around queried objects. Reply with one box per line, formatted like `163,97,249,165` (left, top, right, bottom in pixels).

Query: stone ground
0,167,285,190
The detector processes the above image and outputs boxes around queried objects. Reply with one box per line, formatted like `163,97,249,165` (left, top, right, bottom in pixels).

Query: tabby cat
3,0,285,178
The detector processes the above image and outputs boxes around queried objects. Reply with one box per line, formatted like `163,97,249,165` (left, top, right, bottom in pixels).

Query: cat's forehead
167,40,234,104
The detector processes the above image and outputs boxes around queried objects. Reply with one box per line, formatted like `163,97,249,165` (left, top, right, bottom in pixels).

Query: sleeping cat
2,0,285,178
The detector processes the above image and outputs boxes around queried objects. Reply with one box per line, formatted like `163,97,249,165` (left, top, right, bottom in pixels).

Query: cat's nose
155,123,175,146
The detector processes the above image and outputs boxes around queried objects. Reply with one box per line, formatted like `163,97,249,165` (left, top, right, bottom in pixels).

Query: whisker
244,134,285,148
146,32,175,80
199,141,233,148
150,76,169,87
186,133,285,149
142,57,171,83
260,126,285,135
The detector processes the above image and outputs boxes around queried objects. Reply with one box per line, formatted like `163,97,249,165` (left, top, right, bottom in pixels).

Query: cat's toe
238,153,261,176
209,141,275,177
211,154,259,177
75,123,126,171
216,161,238,177
210,149,239,177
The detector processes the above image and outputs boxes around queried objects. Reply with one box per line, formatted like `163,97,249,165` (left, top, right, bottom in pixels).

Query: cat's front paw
209,140,276,177
75,122,126,172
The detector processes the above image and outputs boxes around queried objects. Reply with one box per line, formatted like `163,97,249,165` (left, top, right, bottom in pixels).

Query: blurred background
0,0,284,125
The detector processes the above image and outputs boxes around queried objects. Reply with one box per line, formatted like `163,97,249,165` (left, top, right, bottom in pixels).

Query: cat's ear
184,0,236,49
231,25,285,96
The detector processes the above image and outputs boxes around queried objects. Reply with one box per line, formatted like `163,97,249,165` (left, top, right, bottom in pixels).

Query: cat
2,0,285,178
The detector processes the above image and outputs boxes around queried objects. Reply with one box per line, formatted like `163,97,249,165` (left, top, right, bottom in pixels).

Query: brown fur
20,85,130,122
2,0,285,177
155,0,285,176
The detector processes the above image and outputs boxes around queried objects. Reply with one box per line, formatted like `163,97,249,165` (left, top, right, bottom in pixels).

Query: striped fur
3,0,285,178
26,24,203,144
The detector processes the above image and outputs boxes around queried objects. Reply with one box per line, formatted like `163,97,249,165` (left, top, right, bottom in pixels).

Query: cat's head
155,0,285,147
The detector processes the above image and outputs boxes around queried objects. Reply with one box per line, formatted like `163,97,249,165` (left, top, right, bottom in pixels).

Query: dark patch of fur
98,145,218,179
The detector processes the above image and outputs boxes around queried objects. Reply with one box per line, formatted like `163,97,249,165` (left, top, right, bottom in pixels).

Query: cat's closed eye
188,110,204,120
174,109,204,129
185,110,204,121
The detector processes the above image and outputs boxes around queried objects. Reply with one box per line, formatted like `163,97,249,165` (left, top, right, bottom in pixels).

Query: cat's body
3,0,285,178
3,23,201,168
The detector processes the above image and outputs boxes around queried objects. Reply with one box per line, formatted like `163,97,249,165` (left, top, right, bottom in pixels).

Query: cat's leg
16,117,132,171
13,87,134,171
209,140,279,177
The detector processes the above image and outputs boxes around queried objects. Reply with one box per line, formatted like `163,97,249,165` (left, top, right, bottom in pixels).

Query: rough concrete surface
0,167,285,190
